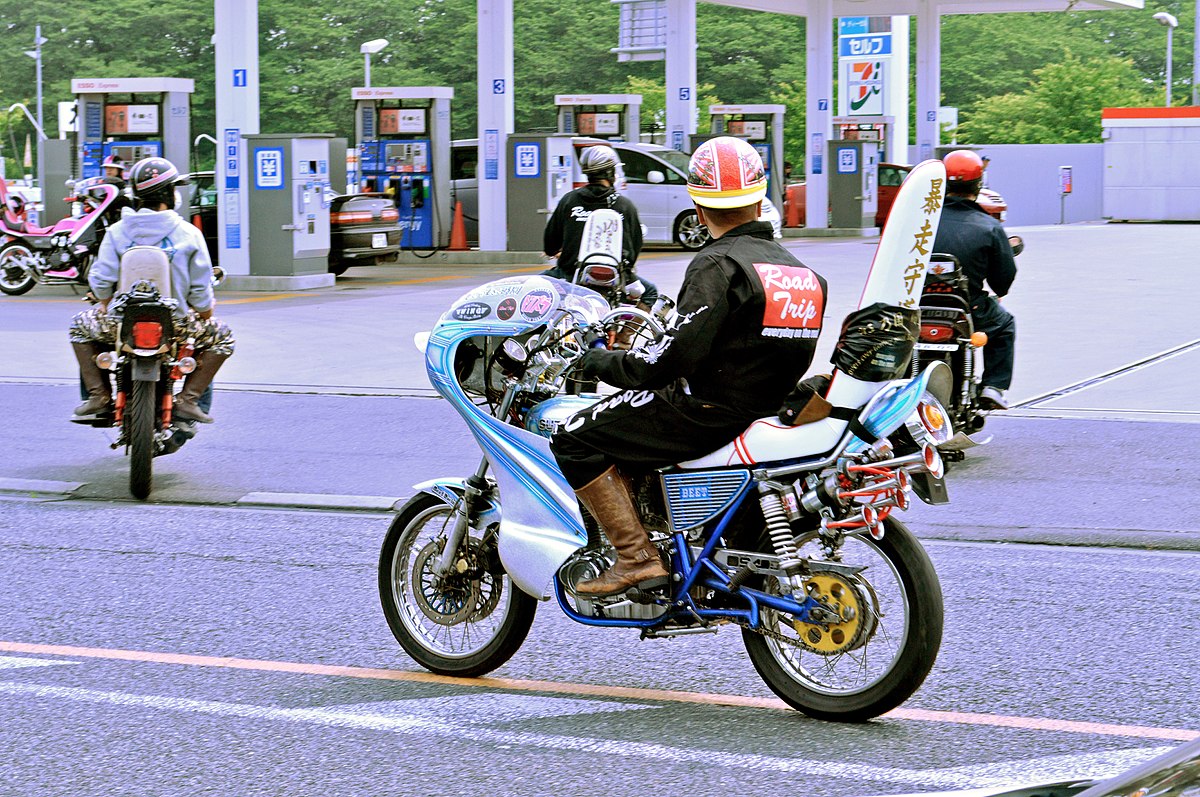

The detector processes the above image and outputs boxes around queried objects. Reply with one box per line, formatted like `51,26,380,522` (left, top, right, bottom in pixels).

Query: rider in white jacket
69,157,235,423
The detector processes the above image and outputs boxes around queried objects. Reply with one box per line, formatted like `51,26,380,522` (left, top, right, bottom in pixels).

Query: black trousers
550,383,755,489
971,295,1016,391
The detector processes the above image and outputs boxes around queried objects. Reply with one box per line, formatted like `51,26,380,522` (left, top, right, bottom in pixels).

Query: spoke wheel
378,493,536,676
742,517,943,721
0,243,37,296
675,211,710,251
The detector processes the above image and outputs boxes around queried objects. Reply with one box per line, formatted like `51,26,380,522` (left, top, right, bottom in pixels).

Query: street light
22,25,48,141
1153,12,1179,107
360,39,389,88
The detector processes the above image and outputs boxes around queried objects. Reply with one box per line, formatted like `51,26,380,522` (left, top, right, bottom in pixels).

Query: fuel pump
555,94,642,143
834,116,894,160
352,86,452,249
71,78,193,180
691,104,785,211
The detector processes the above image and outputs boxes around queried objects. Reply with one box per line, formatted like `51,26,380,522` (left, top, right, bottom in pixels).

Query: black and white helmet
129,156,186,200
579,145,619,176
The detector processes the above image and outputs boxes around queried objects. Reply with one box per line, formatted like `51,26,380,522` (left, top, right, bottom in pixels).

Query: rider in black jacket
542,144,657,307
931,150,1017,410
551,137,827,598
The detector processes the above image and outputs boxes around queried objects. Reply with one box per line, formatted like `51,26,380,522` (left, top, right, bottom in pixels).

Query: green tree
958,52,1156,143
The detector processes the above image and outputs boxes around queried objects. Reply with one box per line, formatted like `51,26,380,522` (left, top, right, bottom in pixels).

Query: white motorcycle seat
677,416,849,469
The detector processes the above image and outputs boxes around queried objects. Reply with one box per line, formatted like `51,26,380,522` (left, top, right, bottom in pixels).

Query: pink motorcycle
0,179,123,296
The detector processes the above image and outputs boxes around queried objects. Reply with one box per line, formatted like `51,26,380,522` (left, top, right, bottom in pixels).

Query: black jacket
931,196,1017,302
543,183,642,276
584,222,827,416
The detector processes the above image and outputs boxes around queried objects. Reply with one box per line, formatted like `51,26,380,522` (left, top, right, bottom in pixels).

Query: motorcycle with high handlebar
377,160,957,721
912,235,1024,459
75,246,222,500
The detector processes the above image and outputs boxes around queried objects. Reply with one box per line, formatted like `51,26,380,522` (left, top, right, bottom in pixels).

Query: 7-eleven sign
845,61,885,115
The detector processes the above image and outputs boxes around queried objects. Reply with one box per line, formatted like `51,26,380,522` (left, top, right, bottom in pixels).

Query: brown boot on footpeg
572,466,669,598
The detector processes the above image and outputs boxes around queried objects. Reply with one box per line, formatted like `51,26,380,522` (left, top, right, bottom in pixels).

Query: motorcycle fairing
426,277,612,599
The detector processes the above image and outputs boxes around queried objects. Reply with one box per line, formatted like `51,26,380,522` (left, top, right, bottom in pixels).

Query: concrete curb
235,492,405,512
4,481,1197,551
0,478,85,497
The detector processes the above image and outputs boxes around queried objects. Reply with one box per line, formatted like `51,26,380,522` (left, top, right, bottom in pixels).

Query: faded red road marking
1,641,1193,741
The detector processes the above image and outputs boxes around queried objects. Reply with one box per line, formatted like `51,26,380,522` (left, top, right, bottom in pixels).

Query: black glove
579,348,608,380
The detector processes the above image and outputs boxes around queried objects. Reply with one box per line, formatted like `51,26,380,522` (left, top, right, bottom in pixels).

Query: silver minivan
613,142,781,251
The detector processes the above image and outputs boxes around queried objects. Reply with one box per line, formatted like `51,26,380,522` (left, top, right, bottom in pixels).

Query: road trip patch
752,263,824,339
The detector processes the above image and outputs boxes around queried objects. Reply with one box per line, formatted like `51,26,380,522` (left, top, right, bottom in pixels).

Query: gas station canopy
704,0,1142,14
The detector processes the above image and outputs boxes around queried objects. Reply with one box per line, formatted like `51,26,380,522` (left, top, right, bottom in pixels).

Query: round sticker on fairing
452,302,492,322
496,297,517,320
519,289,556,321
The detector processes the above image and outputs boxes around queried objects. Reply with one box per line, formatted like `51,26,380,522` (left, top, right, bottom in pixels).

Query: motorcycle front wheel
378,492,537,677
127,379,157,500
0,243,37,296
741,517,943,722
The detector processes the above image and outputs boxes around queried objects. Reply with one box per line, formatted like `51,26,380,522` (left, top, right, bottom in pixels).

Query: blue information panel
254,148,285,190
839,35,892,57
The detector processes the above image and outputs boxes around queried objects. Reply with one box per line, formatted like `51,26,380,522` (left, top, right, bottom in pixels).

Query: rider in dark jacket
551,137,827,598
542,144,657,306
930,150,1017,410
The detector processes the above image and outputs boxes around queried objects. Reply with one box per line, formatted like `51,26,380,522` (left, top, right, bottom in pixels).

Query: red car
784,162,1008,228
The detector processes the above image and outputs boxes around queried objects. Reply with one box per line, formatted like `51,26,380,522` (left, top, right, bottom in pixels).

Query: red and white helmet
686,136,767,209
944,150,984,182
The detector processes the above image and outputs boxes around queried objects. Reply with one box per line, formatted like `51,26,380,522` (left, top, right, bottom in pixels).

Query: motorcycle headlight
905,393,953,446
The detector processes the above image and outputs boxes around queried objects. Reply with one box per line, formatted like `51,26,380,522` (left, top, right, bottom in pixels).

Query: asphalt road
1,222,1198,794
1,497,1196,795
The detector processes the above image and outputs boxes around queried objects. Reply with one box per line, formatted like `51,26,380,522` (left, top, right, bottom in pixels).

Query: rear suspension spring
759,490,800,571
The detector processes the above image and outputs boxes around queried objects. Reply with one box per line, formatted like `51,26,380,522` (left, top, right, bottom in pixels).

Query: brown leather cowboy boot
173,351,229,423
71,342,113,418
573,466,669,597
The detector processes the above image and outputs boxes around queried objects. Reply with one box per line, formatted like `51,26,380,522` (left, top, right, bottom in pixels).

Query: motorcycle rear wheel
0,243,37,296
128,379,157,500
741,517,943,722
378,492,537,677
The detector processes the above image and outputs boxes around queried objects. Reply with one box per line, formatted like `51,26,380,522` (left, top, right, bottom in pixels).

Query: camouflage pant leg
69,307,235,357
68,307,118,345
178,314,236,357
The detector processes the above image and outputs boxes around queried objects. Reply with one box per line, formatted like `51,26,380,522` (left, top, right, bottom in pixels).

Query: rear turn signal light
131,321,164,349
970,331,988,347
919,323,954,343
95,351,118,370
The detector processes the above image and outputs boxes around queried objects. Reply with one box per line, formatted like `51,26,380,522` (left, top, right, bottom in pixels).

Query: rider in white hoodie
69,157,235,423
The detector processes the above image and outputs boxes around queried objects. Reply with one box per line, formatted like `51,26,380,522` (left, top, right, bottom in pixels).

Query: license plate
915,342,958,352
371,233,388,248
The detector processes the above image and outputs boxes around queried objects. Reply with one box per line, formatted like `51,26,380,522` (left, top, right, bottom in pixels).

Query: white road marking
0,656,78,670
329,694,657,723
0,681,1171,788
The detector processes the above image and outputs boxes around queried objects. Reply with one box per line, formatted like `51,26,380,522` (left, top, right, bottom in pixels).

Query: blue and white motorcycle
379,161,956,721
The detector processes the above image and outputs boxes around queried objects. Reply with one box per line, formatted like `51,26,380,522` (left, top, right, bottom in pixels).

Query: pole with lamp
360,39,389,89
1153,12,1179,107
22,25,48,187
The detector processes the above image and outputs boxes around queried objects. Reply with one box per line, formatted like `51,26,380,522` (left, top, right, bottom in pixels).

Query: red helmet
686,136,767,209
944,150,984,182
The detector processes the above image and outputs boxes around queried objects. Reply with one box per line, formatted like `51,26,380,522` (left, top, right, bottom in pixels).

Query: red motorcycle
0,179,122,296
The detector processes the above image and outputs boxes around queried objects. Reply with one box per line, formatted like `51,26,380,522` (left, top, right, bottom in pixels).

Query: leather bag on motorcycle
832,302,920,383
